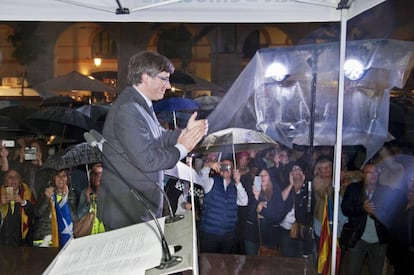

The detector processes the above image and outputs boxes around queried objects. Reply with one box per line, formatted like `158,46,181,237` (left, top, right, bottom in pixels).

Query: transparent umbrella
195,127,277,168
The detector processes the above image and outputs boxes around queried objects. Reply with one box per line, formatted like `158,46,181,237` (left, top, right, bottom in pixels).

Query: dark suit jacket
97,86,182,229
341,181,391,244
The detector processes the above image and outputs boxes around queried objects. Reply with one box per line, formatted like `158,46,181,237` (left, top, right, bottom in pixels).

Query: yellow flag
50,198,59,248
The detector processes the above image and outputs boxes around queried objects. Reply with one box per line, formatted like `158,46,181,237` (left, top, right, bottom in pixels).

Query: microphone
84,131,104,152
85,131,182,269
84,130,183,224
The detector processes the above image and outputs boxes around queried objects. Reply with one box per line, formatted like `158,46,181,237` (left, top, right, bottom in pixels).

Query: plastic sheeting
208,39,414,162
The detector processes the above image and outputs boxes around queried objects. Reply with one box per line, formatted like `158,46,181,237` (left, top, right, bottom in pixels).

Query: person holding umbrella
98,51,208,230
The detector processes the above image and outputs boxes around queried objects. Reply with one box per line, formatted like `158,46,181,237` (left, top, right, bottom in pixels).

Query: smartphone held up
1,140,15,148
24,146,38,161
253,176,262,191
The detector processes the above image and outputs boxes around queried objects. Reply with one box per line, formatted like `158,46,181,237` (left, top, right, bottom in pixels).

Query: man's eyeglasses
156,75,170,83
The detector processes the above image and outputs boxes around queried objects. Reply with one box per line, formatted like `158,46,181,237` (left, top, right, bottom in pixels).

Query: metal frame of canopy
0,1,388,273
0,0,384,23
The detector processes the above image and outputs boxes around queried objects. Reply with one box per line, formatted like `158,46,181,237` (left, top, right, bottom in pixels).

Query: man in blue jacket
199,159,248,254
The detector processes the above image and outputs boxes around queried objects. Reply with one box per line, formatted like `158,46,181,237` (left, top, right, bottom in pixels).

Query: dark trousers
199,230,234,254
279,227,304,258
346,239,387,275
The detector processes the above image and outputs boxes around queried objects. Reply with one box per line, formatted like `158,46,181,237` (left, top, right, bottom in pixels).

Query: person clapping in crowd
341,163,391,275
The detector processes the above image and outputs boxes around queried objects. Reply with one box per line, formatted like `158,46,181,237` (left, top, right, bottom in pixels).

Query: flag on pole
52,194,74,248
50,198,59,248
317,193,341,275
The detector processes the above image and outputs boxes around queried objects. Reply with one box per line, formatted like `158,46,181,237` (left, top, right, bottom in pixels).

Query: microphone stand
100,147,182,269
86,130,183,224
186,155,199,274
303,180,314,257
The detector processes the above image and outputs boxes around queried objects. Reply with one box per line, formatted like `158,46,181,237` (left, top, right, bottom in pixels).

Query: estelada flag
52,194,74,248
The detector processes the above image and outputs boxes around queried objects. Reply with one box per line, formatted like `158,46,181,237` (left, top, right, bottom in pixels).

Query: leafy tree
154,24,214,69
7,23,46,95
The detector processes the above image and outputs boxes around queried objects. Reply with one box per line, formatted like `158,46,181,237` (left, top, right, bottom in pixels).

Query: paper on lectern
43,218,165,275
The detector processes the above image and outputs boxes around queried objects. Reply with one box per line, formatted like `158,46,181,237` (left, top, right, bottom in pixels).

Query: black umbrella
43,142,101,171
0,115,34,139
0,105,38,131
76,104,110,122
170,71,224,96
40,96,78,108
36,71,115,93
170,71,197,85
194,95,222,111
76,104,110,132
25,106,96,144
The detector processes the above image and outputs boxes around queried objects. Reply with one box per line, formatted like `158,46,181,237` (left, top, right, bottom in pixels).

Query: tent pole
331,8,348,275
186,155,199,275
308,51,317,170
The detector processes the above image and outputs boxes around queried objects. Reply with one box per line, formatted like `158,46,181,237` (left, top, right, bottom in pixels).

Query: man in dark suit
97,51,207,230
341,163,391,275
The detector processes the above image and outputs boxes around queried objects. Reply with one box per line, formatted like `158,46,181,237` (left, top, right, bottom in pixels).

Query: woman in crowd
15,139,47,201
244,167,286,255
77,163,103,219
33,169,78,247
279,162,314,258
312,155,334,249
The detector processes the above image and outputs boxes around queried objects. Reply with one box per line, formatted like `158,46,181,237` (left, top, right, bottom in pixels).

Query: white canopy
0,0,385,23
0,1,389,274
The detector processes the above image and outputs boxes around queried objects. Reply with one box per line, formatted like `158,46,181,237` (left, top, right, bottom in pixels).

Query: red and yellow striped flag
317,193,341,275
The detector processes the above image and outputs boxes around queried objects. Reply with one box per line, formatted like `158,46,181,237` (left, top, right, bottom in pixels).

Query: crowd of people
184,142,413,275
1,136,411,274
0,137,104,248
1,50,413,275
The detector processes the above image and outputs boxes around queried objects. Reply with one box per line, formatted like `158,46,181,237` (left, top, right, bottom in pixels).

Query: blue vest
200,176,238,236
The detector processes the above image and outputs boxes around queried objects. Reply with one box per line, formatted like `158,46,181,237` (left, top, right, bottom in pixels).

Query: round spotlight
265,62,288,82
344,58,365,81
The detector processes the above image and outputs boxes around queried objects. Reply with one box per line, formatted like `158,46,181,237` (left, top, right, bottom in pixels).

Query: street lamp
93,57,102,67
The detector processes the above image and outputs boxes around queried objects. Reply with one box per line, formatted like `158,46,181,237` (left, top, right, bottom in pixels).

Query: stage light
265,62,289,82
344,58,365,81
